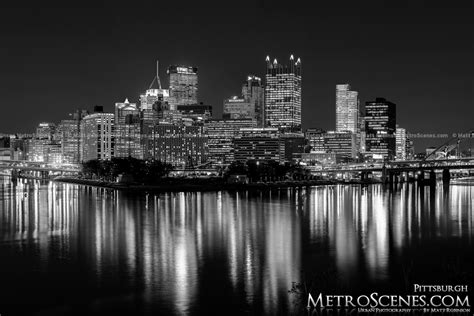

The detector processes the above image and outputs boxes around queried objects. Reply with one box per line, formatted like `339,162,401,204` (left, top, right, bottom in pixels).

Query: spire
273,58,278,64
124,98,129,103
156,60,162,89
290,54,294,60
265,55,270,62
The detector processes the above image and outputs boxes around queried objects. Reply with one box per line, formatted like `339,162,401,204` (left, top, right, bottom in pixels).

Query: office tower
264,55,302,132
305,128,326,152
233,128,280,162
206,118,257,165
80,113,114,161
395,126,407,160
242,75,265,126
336,84,359,133
365,98,396,160
323,131,357,162
58,119,80,164
223,96,253,119
167,65,198,110
143,124,207,168
114,99,142,159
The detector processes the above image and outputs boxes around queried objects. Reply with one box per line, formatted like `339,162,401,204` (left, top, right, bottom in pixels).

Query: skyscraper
114,98,142,159
242,75,264,127
365,98,396,160
336,84,359,133
264,55,302,132
80,113,114,162
395,125,407,160
167,65,198,110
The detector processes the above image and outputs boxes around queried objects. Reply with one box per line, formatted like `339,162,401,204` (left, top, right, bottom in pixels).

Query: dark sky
0,0,472,150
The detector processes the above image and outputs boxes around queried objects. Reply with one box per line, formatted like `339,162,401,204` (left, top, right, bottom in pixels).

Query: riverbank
53,176,382,192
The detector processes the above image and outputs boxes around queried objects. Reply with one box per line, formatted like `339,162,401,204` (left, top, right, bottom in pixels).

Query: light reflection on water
0,178,473,315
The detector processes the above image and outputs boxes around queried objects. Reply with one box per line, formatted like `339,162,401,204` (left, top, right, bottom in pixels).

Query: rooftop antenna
148,60,162,90
156,60,162,89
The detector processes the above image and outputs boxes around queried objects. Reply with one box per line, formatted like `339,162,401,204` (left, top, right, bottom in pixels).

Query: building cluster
0,56,415,169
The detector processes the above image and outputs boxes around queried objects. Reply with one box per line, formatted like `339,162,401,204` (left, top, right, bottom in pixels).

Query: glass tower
242,75,264,127
167,65,198,110
365,98,396,160
336,84,359,133
264,55,302,132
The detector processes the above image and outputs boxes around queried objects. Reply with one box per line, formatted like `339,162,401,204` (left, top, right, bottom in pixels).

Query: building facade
143,124,207,168
336,84,359,133
395,126,407,160
80,113,114,161
114,99,142,159
139,88,170,124
242,75,265,127
167,65,198,110
206,118,257,165
323,131,357,162
305,128,326,152
279,133,306,163
264,55,302,132
365,98,396,160
223,96,253,119
233,128,280,162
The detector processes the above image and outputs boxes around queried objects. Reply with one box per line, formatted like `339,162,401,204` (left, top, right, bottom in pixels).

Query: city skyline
0,1,472,151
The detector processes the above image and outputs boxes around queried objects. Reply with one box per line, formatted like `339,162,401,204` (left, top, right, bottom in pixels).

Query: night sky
0,1,472,150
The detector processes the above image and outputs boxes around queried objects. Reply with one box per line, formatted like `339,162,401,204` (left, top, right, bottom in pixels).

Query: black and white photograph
0,1,473,315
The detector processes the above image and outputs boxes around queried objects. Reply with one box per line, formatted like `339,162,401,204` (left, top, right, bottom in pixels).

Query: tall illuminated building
114,98,142,159
336,84,359,133
57,109,89,164
395,125,407,160
264,55,302,132
80,113,114,161
365,97,396,160
167,65,198,110
242,75,264,126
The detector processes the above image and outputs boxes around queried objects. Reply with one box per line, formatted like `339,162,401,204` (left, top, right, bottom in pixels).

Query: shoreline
52,176,382,193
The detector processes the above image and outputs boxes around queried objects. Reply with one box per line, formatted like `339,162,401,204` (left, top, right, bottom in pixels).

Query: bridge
312,157,474,186
0,160,81,179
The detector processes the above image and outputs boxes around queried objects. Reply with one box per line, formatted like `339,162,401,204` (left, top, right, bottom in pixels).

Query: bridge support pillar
416,170,424,185
442,169,451,186
388,172,394,188
381,166,387,184
429,170,436,187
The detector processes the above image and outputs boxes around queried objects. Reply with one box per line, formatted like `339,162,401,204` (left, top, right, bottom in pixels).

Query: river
0,177,472,315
